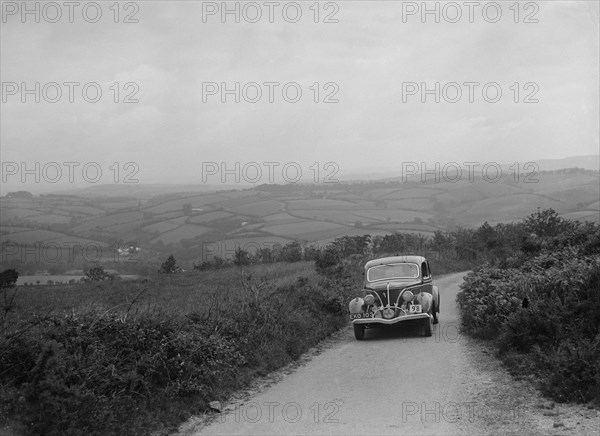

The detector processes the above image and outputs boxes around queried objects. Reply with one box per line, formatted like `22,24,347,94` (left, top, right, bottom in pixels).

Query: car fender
432,285,440,313
416,292,433,313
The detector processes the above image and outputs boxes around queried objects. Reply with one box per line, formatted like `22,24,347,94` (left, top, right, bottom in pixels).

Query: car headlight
364,294,375,305
382,308,395,319
349,297,364,313
402,290,414,302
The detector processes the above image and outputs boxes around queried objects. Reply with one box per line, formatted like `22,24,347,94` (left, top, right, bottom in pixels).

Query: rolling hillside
2,164,598,274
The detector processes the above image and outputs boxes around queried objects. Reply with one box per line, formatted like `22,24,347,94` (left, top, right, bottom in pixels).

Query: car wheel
423,315,432,337
354,324,365,340
432,300,439,325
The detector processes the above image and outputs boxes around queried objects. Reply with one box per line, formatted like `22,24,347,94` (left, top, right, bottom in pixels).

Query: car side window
422,262,430,279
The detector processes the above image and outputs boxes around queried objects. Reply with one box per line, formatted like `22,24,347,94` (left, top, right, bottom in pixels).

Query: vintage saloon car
349,255,440,340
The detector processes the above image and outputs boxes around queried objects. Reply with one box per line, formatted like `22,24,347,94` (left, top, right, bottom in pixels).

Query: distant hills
1,155,598,272
339,154,600,182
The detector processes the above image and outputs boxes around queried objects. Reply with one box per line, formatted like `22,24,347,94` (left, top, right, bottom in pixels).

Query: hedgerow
457,211,600,404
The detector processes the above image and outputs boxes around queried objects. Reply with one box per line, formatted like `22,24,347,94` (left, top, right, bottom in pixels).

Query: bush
84,265,113,282
159,255,181,274
456,218,600,405
315,246,341,272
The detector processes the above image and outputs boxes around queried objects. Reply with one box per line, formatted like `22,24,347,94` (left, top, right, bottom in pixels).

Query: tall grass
0,261,361,435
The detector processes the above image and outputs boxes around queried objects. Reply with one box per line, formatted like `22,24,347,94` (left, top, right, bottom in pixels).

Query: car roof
364,255,426,269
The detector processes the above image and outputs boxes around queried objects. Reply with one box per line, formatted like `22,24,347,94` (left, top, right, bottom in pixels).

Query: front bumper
351,313,431,325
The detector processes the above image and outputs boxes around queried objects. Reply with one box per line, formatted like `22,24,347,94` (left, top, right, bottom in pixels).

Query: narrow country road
178,272,599,436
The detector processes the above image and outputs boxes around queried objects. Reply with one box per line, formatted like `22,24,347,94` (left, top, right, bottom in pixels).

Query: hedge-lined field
457,211,600,404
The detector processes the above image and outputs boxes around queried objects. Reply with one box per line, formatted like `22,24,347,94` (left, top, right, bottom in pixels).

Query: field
1,229,74,244
150,224,213,244
227,199,286,217
16,274,139,286
10,262,313,316
1,166,598,275
187,211,232,223
72,211,145,233
262,221,351,241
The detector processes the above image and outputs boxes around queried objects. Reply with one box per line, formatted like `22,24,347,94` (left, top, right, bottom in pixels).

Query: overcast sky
1,1,599,190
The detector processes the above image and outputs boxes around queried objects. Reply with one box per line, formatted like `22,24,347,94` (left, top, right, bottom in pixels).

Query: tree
524,208,572,238
159,254,181,274
257,247,274,263
315,246,341,271
280,242,302,262
302,243,319,261
234,248,250,266
84,265,111,282
212,256,224,269
1,269,19,320
476,221,497,251
0,269,18,289
6,191,32,199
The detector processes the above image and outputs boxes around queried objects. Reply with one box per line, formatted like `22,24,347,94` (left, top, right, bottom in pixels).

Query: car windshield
367,263,419,282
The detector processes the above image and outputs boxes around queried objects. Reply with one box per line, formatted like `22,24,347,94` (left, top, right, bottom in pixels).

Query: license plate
350,313,374,320
410,304,422,314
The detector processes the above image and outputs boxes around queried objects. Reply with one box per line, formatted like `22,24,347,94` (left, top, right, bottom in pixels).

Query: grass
10,262,316,319
263,221,350,241
1,260,361,435
150,224,212,244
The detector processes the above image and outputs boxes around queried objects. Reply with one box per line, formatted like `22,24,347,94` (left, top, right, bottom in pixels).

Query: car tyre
432,299,439,325
354,324,365,340
423,315,432,337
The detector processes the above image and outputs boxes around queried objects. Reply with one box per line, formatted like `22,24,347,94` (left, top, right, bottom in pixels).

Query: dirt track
178,272,599,436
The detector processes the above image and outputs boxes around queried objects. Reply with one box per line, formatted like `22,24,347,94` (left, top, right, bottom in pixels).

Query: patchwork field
144,194,228,213
2,165,598,273
462,194,564,225
150,224,213,244
227,199,286,217
262,221,351,241
72,211,145,233
188,211,232,223
1,229,72,244
24,214,72,225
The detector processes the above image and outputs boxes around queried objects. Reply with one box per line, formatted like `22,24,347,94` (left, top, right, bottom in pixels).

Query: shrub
456,218,600,405
159,255,181,274
84,265,112,282
315,246,341,272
